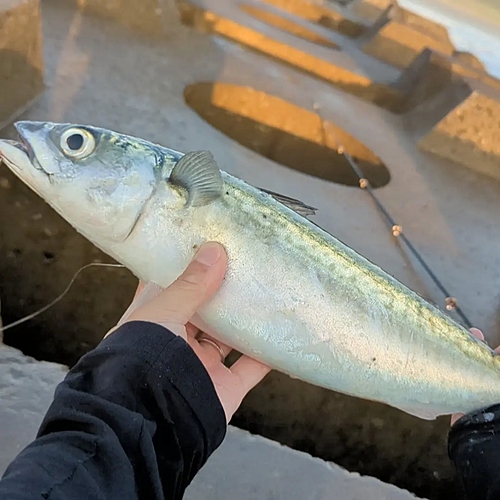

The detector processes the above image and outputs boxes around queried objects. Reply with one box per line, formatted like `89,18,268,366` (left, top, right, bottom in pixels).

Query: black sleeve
0,320,227,500
448,403,500,500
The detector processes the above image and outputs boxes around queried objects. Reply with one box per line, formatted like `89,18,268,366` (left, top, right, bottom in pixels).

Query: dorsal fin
259,187,317,217
168,150,223,207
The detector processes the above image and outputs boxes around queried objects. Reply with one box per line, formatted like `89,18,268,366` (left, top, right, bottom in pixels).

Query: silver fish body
1,120,499,420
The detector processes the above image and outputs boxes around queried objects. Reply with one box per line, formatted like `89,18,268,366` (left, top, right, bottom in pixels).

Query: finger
470,328,484,341
117,282,164,326
133,280,148,299
196,334,233,362
126,242,227,327
185,323,199,339
468,328,500,353
230,355,272,394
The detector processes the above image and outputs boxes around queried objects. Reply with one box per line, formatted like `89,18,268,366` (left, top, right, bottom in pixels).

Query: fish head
0,120,162,243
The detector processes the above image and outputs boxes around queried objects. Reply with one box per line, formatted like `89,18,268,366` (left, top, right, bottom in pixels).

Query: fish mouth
14,123,37,164
18,136,33,158
8,138,32,158
0,125,40,174
0,139,31,170
0,135,49,200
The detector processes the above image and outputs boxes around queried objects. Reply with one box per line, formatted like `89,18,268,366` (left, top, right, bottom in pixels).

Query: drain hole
241,4,339,49
42,251,55,263
184,82,390,188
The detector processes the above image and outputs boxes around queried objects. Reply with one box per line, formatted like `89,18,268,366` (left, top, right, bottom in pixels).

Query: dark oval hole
184,82,390,188
42,251,55,263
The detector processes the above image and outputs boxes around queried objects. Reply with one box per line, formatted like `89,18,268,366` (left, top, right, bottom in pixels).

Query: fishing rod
313,102,473,329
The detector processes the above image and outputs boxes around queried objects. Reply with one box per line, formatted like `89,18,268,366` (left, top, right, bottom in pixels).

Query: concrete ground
1,0,500,499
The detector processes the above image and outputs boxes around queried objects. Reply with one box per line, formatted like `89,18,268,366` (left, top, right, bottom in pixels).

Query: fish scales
1,120,500,421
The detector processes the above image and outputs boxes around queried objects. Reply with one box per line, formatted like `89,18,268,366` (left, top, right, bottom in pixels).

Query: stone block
74,0,181,37
390,6,451,43
392,49,460,114
0,0,45,130
418,79,500,182
349,0,393,24
362,20,455,69
394,49,500,114
0,345,67,475
453,51,486,73
178,0,404,110
185,427,425,500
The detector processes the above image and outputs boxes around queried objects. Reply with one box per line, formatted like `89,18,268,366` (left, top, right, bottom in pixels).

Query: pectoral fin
168,150,223,207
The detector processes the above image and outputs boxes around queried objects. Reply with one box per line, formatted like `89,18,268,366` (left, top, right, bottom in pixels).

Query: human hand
107,241,271,423
450,328,500,426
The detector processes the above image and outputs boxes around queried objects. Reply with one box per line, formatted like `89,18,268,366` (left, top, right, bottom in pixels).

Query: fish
1,119,499,421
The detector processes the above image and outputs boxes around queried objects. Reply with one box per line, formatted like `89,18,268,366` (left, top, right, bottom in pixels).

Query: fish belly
116,190,500,420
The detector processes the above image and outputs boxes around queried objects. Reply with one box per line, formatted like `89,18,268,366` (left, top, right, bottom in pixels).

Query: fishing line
0,262,125,333
313,102,473,329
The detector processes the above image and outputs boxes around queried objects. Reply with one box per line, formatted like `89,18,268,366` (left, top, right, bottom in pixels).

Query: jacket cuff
99,320,227,455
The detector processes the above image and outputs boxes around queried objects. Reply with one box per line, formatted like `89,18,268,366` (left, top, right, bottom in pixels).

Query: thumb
124,242,227,332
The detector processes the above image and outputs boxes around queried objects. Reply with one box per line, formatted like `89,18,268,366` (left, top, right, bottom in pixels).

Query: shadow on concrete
240,4,340,49
176,0,479,117
184,81,391,188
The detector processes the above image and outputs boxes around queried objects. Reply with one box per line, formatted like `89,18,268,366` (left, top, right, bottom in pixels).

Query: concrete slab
448,54,499,88
175,0,495,118
178,0,406,110
240,4,340,49
393,49,500,115
349,0,393,24
0,0,45,130
453,51,487,73
0,344,67,475
1,1,499,497
69,0,181,37
390,5,451,44
417,79,500,182
362,19,455,69
185,427,424,500
233,0,399,83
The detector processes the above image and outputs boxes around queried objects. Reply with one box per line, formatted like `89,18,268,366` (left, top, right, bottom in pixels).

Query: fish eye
60,127,96,159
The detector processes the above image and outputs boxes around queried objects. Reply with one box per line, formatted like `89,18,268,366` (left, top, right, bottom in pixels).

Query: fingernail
194,242,222,266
